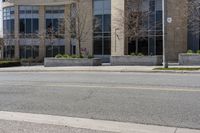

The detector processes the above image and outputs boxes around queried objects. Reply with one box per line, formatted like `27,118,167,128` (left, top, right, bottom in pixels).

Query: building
0,38,3,59
1,0,199,62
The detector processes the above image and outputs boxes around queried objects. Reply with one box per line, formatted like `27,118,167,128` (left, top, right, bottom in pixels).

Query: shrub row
55,54,94,59
0,61,21,67
130,52,144,56
187,50,200,54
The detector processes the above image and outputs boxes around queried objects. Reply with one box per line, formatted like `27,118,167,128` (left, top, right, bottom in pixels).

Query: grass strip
154,67,200,71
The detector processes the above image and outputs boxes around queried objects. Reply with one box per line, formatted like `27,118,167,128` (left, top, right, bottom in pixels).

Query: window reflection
93,0,111,55
45,6,65,39
127,0,163,55
20,45,39,59
19,6,39,38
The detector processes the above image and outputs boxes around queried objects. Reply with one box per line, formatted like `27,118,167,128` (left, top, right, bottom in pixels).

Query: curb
0,111,199,133
0,69,200,74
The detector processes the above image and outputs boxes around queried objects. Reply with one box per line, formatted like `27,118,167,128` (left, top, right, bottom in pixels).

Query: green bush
130,52,136,56
187,50,193,54
63,54,70,58
130,52,144,56
138,53,144,56
80,54,84,58
55,54,63,58
55,54,88,59
0,61,21,67
196,50,200,54
71,55,80,58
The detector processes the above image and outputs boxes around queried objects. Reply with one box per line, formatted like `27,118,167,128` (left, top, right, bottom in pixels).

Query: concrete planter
179,53,200,65
44,58,101,67
111,55,162,66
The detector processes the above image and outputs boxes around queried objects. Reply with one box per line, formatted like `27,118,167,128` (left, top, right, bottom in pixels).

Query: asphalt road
0,72,200,130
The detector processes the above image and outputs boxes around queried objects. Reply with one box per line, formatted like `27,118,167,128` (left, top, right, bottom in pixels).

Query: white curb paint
0,111,199,133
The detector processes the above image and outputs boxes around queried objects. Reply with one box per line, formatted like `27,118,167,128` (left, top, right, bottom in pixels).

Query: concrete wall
179,54,200,65
44,58,102,67
111,56,163,66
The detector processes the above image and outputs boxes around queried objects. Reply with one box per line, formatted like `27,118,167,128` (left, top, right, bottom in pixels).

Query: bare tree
65,0,93,56
187,0,200,34
114,0,152,54
0,38,4,59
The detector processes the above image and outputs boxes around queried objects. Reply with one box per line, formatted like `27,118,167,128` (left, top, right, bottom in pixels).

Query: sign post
162,0,168,68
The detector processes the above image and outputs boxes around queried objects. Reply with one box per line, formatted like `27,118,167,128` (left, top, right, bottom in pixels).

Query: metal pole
162,0,168,68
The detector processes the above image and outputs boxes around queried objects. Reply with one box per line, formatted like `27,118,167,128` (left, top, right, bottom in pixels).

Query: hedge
0,61,21,67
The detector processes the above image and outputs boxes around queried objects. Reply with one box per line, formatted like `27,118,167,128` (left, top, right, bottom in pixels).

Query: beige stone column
166,0,188,62
111,0,126,56
14,5,20,59
39,5,46,60
64,4,71,55
78,0,93,55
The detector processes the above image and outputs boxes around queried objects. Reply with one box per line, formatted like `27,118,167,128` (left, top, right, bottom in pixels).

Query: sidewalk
0,111,199,133
0,65,200,73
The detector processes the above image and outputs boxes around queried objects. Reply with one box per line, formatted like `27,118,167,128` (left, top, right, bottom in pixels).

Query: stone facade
2,0,93,61
1,0,196,62
111,0,188,62
165,0,188,62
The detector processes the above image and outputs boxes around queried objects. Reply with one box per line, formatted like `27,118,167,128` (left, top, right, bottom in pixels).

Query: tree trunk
136,38,139,54
78,39,81,56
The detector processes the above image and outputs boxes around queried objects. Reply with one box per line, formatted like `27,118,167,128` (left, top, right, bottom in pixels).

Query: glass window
19,6,39,38
20,45,39,59
138,38,149,55
93,0,111,55
46,45,65,57
20,46,26,59
20,19,25,33
4,45,15,59
156,36,163,55
104,37,111,55
128,40,136,55
94,15,103,33
26,19,32,34
149,37,155,55
26,46,32,58
46,46,53,57
127,0,163,55
104,15,111,32
33,19,39,34
94,38,103,55
45,6,65,38
60,46,65,55
156,11,162,32
3,7,15,36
